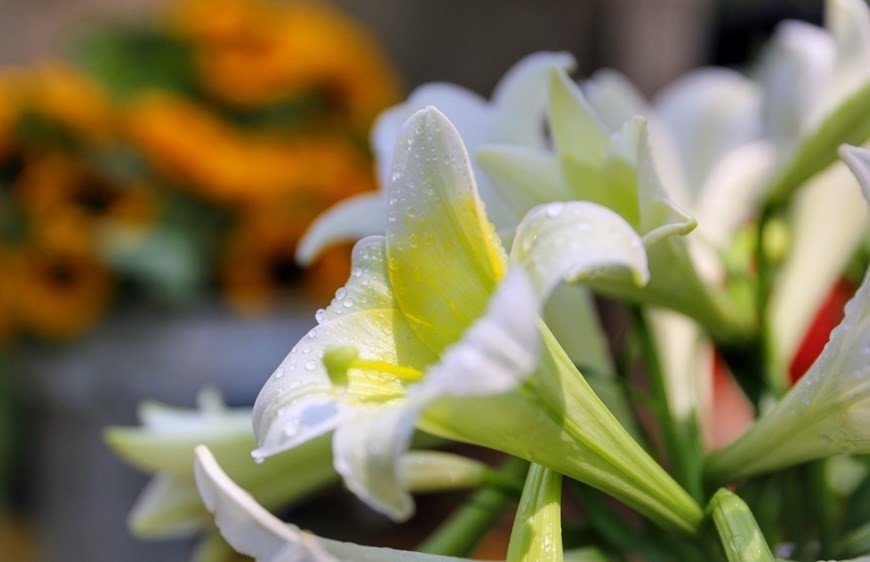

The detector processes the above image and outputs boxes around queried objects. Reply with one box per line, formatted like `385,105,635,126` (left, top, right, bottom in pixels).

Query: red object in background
788,279,855,384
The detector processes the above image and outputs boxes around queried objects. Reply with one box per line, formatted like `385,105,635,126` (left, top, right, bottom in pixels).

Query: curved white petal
332,401,422,521
511,201,649,301
332,267,539,520
296,192,387,265
489,51,577,146
694,140,776,249
584,69,647,132
195,447,479,562
386,107,507,354
653,68,762,194
372,83,491,188
195,447,321,561
825,0,870,120
253,237,435,460
761,20,836,151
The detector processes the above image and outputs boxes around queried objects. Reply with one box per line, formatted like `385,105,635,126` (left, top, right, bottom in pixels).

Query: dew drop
302,345,312,354
546,202,565,218
283,418,301,437
335,287,347,300
343,298,354,308
315,309,326,322
305,360,317,371
274,367,285,379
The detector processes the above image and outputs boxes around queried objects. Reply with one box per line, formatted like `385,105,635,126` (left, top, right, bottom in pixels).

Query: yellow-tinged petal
386,107,507,354
253,236,436,460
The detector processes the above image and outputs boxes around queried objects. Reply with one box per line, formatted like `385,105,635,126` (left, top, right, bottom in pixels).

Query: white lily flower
105,388,337,538
254,107,703,532
761,0,870,204
296,51,575,265
480,68,754,342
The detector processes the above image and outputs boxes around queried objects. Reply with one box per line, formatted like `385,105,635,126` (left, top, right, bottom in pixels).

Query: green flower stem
630,308,704,502
506,464,563,562
708,489,775,562
417,456,528,557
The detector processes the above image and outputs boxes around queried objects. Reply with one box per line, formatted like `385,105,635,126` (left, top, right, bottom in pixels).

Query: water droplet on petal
546,202,565,218
305,360,317,371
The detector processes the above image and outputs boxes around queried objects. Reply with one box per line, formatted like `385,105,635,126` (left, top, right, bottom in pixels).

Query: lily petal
253,236,436,460
583,69,647,132
194,446,485,562
510,201,648,301
548,68,610,166
653,68,762,195
333,267,539,519
488,51,577,146
386,107,507,354
296,192,386,266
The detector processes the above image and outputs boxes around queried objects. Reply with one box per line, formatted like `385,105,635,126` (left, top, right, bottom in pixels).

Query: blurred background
0,0,824,560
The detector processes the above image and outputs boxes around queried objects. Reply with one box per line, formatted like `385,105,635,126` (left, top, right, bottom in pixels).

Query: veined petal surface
386,107,507,354
253,237,435,460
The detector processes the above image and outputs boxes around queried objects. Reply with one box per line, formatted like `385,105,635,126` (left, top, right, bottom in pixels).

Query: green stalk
506,464,563,562
630,308,704,502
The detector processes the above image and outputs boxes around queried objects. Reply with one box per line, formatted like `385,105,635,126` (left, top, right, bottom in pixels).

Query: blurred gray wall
0,0,711,96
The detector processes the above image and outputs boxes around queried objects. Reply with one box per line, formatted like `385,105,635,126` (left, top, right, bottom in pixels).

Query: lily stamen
323,345,424,384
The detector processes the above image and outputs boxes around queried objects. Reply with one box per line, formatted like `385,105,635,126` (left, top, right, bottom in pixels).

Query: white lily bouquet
109,0,870,560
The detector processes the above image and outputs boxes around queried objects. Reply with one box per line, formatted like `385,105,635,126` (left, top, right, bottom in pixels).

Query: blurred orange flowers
0,0,400,343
